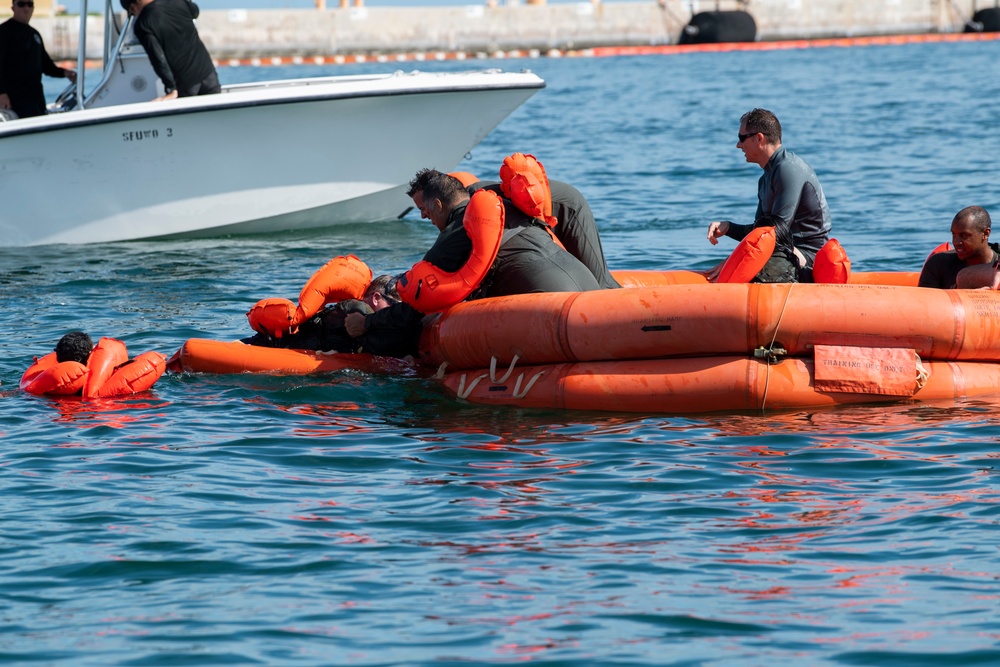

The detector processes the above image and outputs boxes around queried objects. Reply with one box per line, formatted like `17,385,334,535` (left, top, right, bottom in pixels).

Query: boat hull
0,71,543,246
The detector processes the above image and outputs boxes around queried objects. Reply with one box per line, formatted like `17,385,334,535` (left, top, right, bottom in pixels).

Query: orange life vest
21,337,166,397
499,153,556,226
812,238,852,284
716,226,776,283
397,189,505,314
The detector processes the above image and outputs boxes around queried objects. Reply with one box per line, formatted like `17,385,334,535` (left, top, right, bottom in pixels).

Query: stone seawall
35,0,989,61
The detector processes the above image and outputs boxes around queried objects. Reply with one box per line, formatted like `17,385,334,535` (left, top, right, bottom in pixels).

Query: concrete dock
26,0,1000,62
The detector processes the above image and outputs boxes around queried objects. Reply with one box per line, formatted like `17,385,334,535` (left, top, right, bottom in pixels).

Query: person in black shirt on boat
0,0,77,119
919,206,999,289
122,0,219,100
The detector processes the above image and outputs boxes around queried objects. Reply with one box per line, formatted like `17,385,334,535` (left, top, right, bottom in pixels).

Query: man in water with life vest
706,108,831,283
919,206,999,289
344,169,603,352
242,275,409,355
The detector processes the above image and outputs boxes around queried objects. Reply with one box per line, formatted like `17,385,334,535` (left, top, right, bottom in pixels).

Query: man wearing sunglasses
0,0,77,119
706,108,831,283
121,0,219,101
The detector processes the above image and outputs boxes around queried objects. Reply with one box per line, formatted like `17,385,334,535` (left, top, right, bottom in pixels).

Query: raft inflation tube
419,282,1000,370
439,356,1000,414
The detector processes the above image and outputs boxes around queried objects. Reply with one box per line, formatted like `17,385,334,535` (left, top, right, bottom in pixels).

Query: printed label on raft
813,345,917,396
122,128,173,142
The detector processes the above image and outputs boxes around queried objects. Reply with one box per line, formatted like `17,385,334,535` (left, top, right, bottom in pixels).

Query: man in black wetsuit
344,170,603,356
122,0,219,100
242,276,406,353
919,206,999,289
706,108,831,283
0,0,77,119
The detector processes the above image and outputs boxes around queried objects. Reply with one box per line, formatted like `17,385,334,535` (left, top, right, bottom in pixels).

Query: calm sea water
5,41,1000,665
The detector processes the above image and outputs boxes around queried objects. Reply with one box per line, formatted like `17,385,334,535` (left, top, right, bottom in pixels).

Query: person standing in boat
920,206,999,289
706,108,831,283
122,0,219,100
0,0,77,119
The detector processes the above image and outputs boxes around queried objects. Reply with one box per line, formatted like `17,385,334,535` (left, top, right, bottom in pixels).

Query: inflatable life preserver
449,171,481,188
678,10,757,45
20,337,166,397
246,255,372,338
499,153,556,226
397,189,505,314
248,298,298,339
812,238,852,284
293,255,372,326
20,353,89,395
716,226,775,283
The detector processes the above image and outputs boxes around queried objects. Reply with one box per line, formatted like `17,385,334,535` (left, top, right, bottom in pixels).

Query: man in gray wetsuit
470,178,621,289
706,108,831,283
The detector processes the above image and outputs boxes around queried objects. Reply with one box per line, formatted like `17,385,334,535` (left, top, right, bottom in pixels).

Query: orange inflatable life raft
440,354,1000,414
397,188,505,314
21,337,166,397
418,281,1000,371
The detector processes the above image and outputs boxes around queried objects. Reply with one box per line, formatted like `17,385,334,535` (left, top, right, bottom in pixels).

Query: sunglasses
738,131,758,143
15,1,35,7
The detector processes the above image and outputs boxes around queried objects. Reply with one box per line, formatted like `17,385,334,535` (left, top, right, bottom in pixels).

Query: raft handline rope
759,282,795,411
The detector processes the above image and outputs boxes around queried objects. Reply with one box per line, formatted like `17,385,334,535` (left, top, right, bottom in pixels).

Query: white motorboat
0,0,544,246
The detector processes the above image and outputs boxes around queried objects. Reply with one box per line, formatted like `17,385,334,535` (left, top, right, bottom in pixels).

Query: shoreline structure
25,0,1000,63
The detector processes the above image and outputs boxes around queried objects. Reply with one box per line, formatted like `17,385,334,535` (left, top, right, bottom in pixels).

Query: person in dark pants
122,0,219,100
0,0,77,119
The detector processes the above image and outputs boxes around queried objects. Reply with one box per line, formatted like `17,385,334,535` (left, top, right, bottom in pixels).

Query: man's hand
707,220,731,245
344,312,367,338
63,68,77,84
703,260,724,282
154,90,179,102
0,93,10,110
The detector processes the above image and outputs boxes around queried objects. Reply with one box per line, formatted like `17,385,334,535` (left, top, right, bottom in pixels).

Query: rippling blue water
7,40,1000,665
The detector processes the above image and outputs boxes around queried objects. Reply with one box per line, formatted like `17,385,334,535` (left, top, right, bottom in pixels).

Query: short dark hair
741,108,782,144
55,331,93,364
954,206,992,234
406,169,467,206
363,274,400,303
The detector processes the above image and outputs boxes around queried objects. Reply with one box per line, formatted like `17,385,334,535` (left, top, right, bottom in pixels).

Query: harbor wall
31,0,996,61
